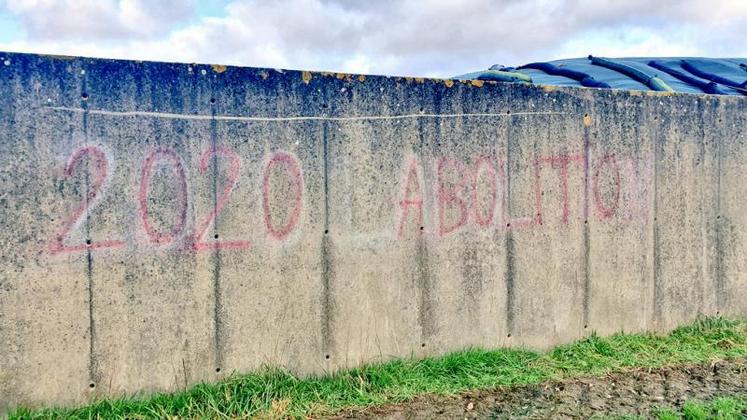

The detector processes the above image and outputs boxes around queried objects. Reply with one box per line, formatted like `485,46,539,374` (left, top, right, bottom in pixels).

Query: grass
604,395,747,419
9,317,747,419
662,396,747,419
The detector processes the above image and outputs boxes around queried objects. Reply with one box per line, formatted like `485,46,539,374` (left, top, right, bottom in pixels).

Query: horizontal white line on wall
48,106,565,122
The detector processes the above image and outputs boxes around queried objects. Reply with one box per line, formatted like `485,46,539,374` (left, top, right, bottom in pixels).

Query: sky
0,0,745,78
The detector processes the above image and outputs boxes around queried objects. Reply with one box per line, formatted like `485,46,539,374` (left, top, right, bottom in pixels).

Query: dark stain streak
505,231,516,336
504,114,515,336
652,111,661,328
697,100,707,315
415,115,435,341
416,236,435,339
582,124,591,329
713,102,725,314
210,105,223,371
321,121,335,357
82,75,99,388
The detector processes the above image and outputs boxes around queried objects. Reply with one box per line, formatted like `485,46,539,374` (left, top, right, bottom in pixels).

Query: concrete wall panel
0,53,745,411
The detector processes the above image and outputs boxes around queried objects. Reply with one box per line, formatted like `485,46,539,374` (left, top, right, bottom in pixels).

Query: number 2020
48,146,304,255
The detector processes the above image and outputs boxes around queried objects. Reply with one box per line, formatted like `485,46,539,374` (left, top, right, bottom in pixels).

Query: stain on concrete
211,65,227,74
415,235,435,341
581,123,591,329
321,121,336,358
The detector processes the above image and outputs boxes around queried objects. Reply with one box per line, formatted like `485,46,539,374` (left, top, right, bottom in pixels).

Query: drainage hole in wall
506,223,511,228
89,383,95,389
584,220,588,225
215,368,221,373
583,324,588,329
214,234,219,239
325,354,330,360
507,333,512,338
421,343,426,348
86,239,91,245
324,229,329,235
506,110,511,115
419,226,424,231
81,93,89,100
210,98,216,104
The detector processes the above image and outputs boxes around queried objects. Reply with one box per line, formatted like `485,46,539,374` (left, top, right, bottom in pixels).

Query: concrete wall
0,52,745,411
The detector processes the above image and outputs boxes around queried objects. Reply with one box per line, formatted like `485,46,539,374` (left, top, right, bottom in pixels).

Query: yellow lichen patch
444,79,454,88
628,90,642,96
646,90,675,97
42,54,76,61
471,79,484,87
302,71,313,84
336,73,348,80
414,77,425,83
583,114,593,127
358,75,366,82
542,85,556,93
259,71,269,80
211,64,227,74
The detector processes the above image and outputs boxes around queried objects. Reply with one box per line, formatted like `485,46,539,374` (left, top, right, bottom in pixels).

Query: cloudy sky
0,0,745,77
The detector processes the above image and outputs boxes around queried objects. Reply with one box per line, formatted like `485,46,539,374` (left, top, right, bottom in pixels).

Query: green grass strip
10,317,747,419
602,395,747,419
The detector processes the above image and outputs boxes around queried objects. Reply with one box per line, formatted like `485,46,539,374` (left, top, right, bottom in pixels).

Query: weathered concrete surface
0,52,745,411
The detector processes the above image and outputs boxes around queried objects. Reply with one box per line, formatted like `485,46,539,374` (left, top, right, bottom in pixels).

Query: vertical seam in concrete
416,117,434,342
504,116,515,337
698,102,707,315
582,122,591,329
415,236,434,341
209,106,223,371
320,121,335,357
81,75,98,387
652,114,661,328
715,104,724,314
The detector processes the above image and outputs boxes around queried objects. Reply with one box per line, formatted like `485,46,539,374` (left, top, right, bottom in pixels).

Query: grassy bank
10,317,747,419
654,395,747,420
603,395,747,419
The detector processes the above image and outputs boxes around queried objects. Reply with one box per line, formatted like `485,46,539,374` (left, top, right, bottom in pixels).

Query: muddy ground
332,358,746,419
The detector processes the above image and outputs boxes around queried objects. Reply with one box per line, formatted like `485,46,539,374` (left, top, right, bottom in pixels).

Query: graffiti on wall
46,143,653,255
47,146,305,255
397,151,652,237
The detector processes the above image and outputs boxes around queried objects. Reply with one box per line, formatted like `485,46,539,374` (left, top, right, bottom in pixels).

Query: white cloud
0,0,745,77
340,53,372,74
554,26,703,60
5,0,196,40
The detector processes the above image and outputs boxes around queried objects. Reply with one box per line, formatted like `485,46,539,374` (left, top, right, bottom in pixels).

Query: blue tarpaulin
455,57,747,96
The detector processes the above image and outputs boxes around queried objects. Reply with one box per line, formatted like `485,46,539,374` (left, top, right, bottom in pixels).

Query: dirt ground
332,358,746,419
